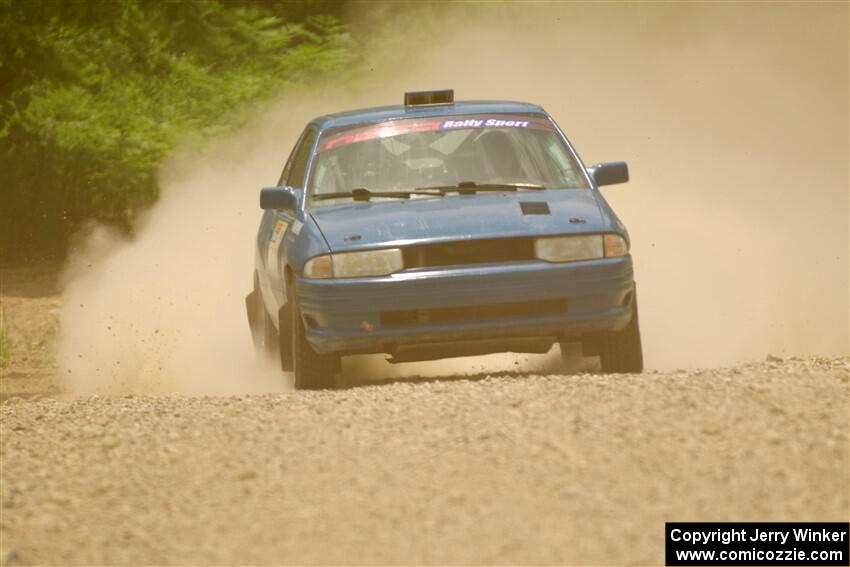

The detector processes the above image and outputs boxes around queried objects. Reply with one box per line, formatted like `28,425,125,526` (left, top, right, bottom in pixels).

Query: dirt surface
0,264,63,402
1,354,847,565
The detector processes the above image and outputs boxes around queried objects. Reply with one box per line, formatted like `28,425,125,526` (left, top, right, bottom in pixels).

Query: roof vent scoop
404,89,454,107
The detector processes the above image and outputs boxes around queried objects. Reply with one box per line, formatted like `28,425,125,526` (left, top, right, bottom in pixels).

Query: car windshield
308,114,589,207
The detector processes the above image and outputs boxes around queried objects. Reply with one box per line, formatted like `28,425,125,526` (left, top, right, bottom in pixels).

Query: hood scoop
520,201,550,215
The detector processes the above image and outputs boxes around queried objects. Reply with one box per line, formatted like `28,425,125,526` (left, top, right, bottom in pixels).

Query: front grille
403,237,534,268
380,298,567,327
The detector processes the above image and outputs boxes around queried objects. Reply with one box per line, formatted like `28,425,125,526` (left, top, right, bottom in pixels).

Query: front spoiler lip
304,303,632,355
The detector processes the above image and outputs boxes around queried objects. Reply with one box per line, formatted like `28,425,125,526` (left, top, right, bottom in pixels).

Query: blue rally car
246,90,642,389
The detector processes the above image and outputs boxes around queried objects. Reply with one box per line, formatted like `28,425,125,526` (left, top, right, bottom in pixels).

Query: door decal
267,219,289,274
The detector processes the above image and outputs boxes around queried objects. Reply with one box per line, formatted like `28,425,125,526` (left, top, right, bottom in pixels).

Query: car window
286,127,317,188
308,114,589,206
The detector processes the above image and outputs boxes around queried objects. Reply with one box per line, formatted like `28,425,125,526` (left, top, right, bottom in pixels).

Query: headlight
534,233,629,263
334,248,404,277
303,248,404,279
535,235,604,262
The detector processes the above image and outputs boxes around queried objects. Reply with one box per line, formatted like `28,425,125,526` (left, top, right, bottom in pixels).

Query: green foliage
0,0,357,263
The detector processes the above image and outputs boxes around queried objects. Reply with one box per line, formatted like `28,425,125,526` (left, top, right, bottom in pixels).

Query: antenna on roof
404,89,454,107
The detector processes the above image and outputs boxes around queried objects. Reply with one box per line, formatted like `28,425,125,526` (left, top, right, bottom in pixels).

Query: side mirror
260,186,297,210
588,161,629,186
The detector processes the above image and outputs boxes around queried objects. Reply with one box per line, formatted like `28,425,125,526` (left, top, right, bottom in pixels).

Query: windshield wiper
415,181,546,195
312,182,544,202
313,187,443,202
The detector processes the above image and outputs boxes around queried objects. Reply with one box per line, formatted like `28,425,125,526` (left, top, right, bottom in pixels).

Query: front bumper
296,256,635,355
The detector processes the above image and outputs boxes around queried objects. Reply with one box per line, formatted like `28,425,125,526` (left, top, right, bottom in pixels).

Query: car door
259,125,317,312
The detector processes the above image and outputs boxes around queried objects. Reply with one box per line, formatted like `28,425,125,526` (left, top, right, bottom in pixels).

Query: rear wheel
290,283,339,390
599,294,643,373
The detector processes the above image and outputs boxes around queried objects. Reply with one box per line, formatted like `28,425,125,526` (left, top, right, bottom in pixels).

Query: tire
599,293,644,374
290,283,339,390
250,275,278,359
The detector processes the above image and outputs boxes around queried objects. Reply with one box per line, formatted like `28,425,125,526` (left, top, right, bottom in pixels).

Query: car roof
311,100,548,131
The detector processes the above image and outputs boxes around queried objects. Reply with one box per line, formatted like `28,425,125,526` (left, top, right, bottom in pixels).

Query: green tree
0,0,356,263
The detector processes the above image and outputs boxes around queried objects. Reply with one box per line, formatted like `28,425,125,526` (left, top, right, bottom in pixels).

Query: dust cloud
56,125,289,395
57,2,848,394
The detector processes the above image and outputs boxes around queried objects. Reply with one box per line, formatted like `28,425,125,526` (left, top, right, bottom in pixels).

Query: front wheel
290,283,339,390
599,294,644,374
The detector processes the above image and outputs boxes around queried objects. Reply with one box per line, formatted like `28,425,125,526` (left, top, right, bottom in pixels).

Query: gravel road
1,356,847,565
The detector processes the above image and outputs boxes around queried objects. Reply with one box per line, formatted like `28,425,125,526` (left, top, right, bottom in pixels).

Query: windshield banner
319,114,554,153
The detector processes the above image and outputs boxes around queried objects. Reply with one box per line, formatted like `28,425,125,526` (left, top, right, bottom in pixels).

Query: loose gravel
1,356,847,565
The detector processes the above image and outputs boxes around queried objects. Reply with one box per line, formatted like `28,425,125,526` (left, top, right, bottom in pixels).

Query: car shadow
336,368,543,391
334,349,601,391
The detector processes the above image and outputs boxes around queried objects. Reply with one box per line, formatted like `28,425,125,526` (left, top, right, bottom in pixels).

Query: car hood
309,189,607,252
